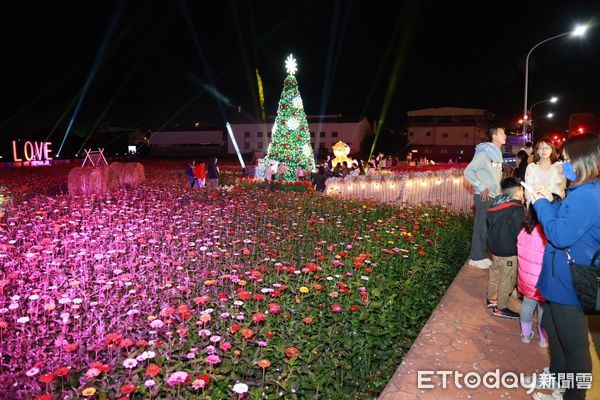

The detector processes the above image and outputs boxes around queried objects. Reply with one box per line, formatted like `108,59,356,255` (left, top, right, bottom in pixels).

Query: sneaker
532,390,563,400
482,258,492,266
469,259,490,269
492,307,519,319
521,331,534,344
486,298,497,308
537,339,549,348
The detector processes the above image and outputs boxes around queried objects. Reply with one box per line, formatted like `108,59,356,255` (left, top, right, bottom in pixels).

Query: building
148,128,224,157
227,115,372,158
406,107,494,162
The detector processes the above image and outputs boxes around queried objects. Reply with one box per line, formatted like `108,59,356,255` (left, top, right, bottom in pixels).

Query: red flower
195,374,210,387
230,324,241,333
241,328,254,339
266,331,275,339
257,359,271,369
64,343,78,352
312,283,324,291
121,383,137,395
252,293,265,301
284,346,300,358
238,290,252,301
146,363,161,377
54,367,70,377
252,312,266,324
120,338,134,348
39,373,54,384
136,340,148,348
348,305,360,312
268,303,281,315
302,317,313,324
34,395,52,400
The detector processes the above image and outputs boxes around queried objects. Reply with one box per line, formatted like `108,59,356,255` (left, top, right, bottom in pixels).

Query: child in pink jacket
517,205,548,347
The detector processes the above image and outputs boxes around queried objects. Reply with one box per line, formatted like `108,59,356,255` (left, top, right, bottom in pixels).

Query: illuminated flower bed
236,178,312,192
0,165,471,399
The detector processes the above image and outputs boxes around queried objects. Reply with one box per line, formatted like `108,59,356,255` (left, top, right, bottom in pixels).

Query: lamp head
550,96,558,103
572,25,588,37
547,113,554,119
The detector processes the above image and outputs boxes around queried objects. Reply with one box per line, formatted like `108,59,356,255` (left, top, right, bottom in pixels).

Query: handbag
564,249,600,314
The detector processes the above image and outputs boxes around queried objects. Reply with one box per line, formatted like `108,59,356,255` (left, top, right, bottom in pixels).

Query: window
244,142,250,149
268,131,272,137
332,131,338,138
257,131,263,137
310,131,315,138
464,133,469,138
442,132,448,138
426,131,432,137
409,132,414,137
320,131,326,137
257,141,263,149
244,132,250,138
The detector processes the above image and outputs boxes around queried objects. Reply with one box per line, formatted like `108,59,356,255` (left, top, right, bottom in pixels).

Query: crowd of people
464,127,600,400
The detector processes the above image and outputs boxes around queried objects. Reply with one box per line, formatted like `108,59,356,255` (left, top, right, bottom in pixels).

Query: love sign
12,141,53,162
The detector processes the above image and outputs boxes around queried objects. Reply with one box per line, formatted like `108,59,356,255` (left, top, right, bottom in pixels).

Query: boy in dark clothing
486,177,525,319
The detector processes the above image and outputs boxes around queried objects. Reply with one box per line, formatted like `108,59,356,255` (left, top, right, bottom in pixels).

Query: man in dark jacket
486,177,525,319
207,157,219,188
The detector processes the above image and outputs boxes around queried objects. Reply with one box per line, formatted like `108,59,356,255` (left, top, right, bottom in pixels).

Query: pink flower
205,355,221,365
167,371,190,386
192,378,206,389
330,304,343,313
219,341,232,351
150,319,164,329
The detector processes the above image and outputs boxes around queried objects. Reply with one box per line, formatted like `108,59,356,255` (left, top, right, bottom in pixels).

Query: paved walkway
379,262,600,400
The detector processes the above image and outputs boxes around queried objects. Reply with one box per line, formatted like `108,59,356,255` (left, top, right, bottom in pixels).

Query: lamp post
522,25,588,140
528,96,558,117
531,113,555,139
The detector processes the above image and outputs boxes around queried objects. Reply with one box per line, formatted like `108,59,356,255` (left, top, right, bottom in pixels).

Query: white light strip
226,122,246,168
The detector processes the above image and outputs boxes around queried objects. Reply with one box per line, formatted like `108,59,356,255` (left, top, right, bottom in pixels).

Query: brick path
379,263,550,399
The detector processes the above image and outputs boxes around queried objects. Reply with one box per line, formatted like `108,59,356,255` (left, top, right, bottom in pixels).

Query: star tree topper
285,54,298,75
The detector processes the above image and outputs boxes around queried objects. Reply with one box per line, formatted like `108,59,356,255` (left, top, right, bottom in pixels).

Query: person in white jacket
524,139,566,204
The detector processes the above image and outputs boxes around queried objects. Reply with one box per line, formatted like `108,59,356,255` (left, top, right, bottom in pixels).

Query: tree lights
265,54,315,180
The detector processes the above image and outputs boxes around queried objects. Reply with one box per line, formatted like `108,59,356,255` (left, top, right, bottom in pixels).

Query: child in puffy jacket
516,205,548,347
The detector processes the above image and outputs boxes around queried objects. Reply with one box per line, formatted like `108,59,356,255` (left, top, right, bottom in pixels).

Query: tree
265,54,315,180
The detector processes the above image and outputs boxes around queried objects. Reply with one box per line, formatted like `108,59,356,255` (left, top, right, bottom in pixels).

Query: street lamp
522,25,588,139
528,96,558,116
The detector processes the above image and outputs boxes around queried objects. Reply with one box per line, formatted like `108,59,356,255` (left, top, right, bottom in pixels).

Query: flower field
0,163,472,399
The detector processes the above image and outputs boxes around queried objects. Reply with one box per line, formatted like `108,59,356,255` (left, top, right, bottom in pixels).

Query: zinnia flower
150,319,164,329
82,387,96,396
122,358,138,369
145,363,161,377
26,367,40,377
205,355,221,365
121,383,137,394
232,383,249,394
167,371,190,386
257,359,271,369
299,286,309,293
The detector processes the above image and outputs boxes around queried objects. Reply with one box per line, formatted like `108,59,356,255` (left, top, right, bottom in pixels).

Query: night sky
1,1,599,145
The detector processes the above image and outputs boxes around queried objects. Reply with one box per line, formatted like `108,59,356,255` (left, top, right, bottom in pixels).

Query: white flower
17,316,29,324
26,367,39,376
8,303,19,310
232,383,249,394
122,358,138,369
145,379,156,387
142,351,155,359
28,294,40,301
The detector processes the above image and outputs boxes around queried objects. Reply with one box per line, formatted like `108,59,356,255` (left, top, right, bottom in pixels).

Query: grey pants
520,295,544,325
470,194,491,261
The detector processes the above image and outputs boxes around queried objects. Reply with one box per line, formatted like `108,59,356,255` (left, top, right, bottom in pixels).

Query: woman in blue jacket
530,133,600,400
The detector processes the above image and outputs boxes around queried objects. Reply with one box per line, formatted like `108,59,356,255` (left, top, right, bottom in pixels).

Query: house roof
407,107,494,117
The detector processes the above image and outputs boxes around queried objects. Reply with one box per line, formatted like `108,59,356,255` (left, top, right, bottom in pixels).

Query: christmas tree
265,54,316,180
